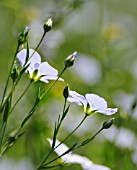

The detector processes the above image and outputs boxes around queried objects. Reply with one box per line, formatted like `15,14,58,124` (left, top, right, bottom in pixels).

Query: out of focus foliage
0,0,137,170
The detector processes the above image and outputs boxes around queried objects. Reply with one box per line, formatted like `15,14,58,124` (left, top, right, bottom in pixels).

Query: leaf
61,105,70,121
61,143,77,156
25,41,29,65
3,96,11,122
80,138,91,146
20,113,33,128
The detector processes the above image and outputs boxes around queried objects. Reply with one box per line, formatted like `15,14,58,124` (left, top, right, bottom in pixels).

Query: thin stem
42,67,66,97
30,31,46,58
38,114,88,168
42,127,104,168
74,128,104,150
9,80,32,114
55,114,88,150
0,44,20,111
0,123,6,148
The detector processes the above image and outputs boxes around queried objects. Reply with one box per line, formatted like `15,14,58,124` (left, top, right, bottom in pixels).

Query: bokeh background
0,0,137,169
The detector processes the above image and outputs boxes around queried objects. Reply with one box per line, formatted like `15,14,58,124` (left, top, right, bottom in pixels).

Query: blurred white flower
67,91,118,115
17,49,63,83
47,138,111,170
115,127,136,149
0,158,34,170
72,55,101,85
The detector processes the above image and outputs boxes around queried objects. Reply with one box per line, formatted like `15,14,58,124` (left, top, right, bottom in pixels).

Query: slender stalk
0,44,20,111
42,67,66,97
9,80,32,114
30,31,46,58
41,127,104,169
0,123,6,148
38,114,88,168
74,128,104,150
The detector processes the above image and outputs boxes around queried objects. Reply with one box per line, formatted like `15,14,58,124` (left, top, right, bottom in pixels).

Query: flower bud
18,26,30,45
64,52,77,68
102,118,114,129
43,18,53,32
63,85,69,99
11,62,19,81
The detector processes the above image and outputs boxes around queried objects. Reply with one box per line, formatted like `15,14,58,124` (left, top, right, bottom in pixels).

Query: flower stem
30,31,46,58
41,126,103,169
9,80,32,114
0,44,20,112
42,67,66,97
38,114,88,168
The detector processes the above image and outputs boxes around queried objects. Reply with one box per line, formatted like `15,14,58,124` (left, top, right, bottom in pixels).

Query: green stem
9,80,32,114
42,67,66,97
0,44,20,112
38,114,88,168
42,127,104,168
30,31,46,58
0,123,6,148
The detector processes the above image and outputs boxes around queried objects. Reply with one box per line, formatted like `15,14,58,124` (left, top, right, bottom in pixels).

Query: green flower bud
18,26,30,45
43,18,53,32
64,52,77,68
63,85,69,99
102,118,114,129
11,62,19,81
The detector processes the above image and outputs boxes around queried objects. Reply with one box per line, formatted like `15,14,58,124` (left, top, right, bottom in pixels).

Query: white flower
67,91,118,115
17,49,63,83
47,138,111,170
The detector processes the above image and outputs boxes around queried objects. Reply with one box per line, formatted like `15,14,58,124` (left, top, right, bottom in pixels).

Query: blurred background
0,0,137,169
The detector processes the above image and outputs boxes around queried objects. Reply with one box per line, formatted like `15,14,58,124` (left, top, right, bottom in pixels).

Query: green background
0,0,137,169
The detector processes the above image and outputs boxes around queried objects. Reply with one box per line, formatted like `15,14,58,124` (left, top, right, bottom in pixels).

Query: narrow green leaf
3,97,11,122
80,138,91,146
25,41,29,65
61,105,70,121
52,122,57,149
21,113,33,128
61,143,77,156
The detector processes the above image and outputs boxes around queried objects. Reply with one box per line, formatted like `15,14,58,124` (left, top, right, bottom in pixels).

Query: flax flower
17,49,63,83
67,91,118,115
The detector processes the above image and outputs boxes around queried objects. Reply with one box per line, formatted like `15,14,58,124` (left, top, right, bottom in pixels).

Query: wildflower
18,26,30,45
17,49,63,83
43,18,53,32
67,91,118,115
102,118,114,129
47,138,111,170
64,52,77,68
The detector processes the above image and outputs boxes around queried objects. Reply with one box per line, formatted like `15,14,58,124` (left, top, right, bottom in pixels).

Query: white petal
67,97,83,106
69,91,87,107
47,138,71,162
90,164,111,170
97,108,118,115
17,49,41,67
37,62,58,77
86,94,107,111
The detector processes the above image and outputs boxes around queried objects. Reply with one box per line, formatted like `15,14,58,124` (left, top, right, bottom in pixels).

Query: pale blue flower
67,91,118,115
17,49,63,83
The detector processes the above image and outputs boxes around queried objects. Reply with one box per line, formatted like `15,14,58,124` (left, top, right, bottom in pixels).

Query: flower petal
67,97,83,106
17,49,41,67
40,76,63,83
37,62,58,77
69,91,87,107
47,138,71,162
96,108,118,115
85,94,107,111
